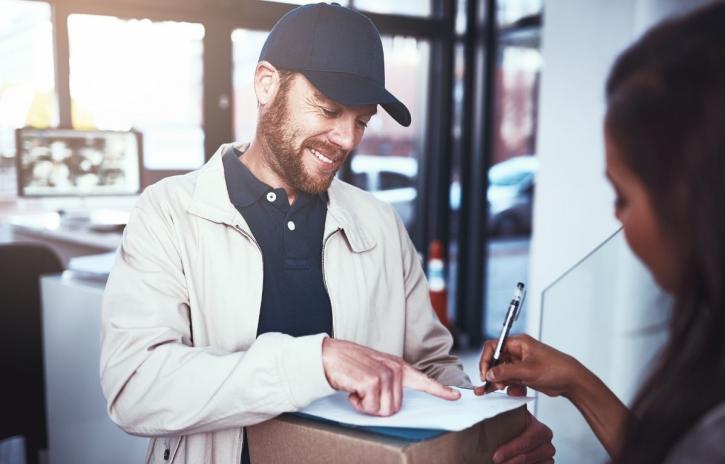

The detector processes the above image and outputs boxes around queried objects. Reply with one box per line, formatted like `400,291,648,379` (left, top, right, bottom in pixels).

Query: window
498,0,543,26
353,0,432,17
356,37,429,160
380,171,414,190
455,0,468,36
231,29,269,143
483,13,543,338
0,0,57,196
447,42,467,322
260,0,432,16
448,0,544,343
353,36,429,235
260,0,350,6
68,15,205,170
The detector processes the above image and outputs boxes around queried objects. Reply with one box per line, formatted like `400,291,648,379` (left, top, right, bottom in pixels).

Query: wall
527,0,636,338
526,0,713,338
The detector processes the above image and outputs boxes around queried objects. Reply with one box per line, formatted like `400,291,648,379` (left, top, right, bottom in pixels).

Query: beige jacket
100,144,470,463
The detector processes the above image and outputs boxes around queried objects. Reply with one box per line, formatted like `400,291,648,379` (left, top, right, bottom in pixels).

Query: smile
310,148,335,165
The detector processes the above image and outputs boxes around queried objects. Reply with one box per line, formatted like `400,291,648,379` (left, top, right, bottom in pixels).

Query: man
100,3,555,463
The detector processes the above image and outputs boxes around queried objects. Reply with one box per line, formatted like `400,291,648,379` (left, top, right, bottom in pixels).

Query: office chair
0,243,63,464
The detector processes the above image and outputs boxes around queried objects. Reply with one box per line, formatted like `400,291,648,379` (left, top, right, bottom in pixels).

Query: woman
475,3,725,463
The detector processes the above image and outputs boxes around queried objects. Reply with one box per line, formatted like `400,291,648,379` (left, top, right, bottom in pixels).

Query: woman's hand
474,334,584,398
474,334,630,459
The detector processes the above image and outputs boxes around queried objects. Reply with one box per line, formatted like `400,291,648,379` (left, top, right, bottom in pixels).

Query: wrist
563,360,608,408
321,336,337,389
562,357,594,403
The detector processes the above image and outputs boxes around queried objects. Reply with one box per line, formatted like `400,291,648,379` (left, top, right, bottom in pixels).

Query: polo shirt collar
223,144,270,208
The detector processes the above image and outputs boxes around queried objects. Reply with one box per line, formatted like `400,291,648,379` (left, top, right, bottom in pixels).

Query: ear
254,61,282,106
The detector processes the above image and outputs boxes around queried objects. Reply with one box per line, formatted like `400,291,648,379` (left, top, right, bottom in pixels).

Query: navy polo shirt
222,146,334,464
222,146,333,337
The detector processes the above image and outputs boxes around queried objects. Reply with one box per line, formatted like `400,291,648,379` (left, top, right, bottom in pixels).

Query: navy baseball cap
259,2,412,127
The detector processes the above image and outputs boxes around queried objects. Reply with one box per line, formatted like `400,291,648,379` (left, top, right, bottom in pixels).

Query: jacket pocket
146,436,183,464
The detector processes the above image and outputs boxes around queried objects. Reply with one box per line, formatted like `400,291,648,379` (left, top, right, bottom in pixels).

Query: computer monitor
15,128,142,197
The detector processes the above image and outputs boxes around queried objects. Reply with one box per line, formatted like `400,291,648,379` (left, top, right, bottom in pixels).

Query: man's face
258,73,377,194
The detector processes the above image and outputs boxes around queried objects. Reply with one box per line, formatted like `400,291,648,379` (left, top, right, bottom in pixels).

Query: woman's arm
476,334,629,459
565,363,629,458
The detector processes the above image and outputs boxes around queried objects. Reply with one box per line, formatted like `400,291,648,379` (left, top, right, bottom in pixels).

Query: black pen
481,282,525,392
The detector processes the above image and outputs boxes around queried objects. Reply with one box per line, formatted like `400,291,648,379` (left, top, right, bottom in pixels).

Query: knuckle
365,376,380,390
520,436,533,453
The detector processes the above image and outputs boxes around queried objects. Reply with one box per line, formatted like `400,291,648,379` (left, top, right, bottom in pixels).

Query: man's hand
321,338,461,416
492,412,555,464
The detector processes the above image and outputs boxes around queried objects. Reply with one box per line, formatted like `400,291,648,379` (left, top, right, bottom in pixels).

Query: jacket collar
325,179,376,253
187,143,376,253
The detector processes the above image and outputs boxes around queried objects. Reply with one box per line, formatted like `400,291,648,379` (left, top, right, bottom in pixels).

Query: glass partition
537,227,671,463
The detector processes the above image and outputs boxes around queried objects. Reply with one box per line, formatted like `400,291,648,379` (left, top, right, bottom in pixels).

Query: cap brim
301,70,412,127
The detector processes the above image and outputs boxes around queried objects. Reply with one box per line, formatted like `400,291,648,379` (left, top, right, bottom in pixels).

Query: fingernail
492,451,503,463
486,370,495,381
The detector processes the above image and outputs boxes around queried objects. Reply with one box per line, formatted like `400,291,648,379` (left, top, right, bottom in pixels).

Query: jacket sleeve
100,185,334,437
394,212,473,389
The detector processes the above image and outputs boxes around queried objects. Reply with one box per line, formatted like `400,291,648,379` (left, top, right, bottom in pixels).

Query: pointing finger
402,366,461,401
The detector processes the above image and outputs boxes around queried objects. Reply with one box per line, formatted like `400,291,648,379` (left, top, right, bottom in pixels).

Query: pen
480,282,525,393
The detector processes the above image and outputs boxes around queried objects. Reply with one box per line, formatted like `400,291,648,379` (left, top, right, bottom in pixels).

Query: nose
328,116,359,152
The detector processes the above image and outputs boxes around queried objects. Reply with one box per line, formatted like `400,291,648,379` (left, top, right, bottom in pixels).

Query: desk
41,275,148,464
11,214,122,266
4,212,123,267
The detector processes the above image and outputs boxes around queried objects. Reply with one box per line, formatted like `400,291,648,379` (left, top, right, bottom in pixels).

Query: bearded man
100,3,555,463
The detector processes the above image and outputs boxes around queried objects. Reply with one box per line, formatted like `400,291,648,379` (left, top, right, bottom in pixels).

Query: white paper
299,387,532,432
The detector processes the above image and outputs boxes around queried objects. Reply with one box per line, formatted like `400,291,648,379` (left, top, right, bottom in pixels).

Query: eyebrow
312,92,377,117
312,92,333,106
605,171,623,192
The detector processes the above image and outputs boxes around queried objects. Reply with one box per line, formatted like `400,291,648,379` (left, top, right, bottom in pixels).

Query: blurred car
450,155,538,236
487,155,537,236
349,154,537,237
349,154,418,229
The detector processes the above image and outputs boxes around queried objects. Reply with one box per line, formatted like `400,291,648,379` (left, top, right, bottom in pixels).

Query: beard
258,85,346,195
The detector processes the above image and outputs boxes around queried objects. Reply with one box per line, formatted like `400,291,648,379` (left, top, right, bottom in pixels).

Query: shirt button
266,192,276,202
287,221,296,231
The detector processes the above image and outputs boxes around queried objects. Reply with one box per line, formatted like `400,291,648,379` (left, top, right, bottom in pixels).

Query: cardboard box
247,405,527,464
